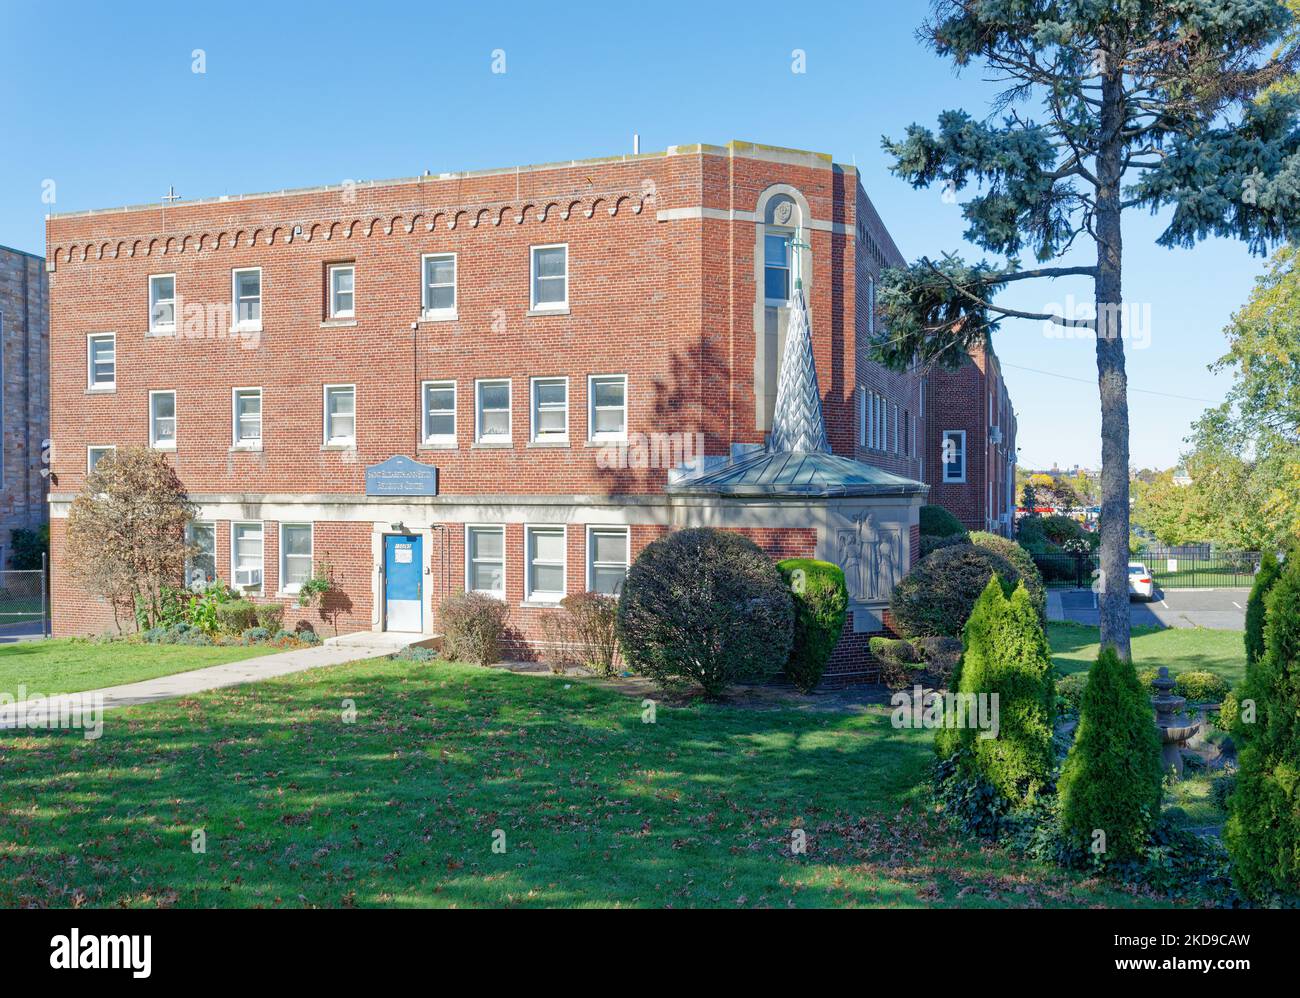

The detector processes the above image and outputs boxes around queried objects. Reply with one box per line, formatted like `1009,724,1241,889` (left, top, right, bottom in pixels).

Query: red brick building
45,141,933,677
922,341,1018,536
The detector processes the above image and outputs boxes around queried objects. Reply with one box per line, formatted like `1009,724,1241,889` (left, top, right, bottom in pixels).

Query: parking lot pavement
1056,587,1249,630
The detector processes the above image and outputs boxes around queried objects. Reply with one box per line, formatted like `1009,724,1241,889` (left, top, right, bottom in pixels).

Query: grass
0,657,1165,909
1047,621,1245,687
0,638,281,697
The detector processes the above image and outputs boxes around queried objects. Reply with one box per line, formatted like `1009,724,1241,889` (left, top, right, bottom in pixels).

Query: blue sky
0,0,1268,470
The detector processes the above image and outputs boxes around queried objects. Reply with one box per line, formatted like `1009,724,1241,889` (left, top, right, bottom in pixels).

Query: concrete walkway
0,630,426,729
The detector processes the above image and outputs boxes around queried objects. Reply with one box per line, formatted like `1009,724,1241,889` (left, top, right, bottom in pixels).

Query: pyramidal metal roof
668,261,926,500
667,450,928,499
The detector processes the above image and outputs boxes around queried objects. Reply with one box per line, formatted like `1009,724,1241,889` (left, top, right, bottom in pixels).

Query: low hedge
889,544,1021,638
920,504,968,539
215,599,258,634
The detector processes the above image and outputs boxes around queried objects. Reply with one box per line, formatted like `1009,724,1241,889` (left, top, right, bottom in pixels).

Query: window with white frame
526,526,566,601
588,375,626,441
867,393,877,450
531,377,568,442
587,526,629,596
329,264,354,319
324,384,356,446
466,526,505,597
233,387,262,448
942,430,966,483
232,268,262,329
422,253,456,317
280,523,313,594
149,274,176,333
88,333,115,389
187,521,216,590
878,395,887,451
476,379,511,443
232,522,264,591
149,390,176,449
764,232,792,302
858,388,867,448
868,275,877,337
422,380,456,445
530,245,567,310
87,445,115,474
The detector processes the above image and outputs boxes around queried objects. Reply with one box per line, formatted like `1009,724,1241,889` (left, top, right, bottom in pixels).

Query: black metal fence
1029,549,1262,590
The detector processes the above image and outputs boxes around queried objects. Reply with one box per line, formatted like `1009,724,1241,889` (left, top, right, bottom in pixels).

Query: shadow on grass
0,659,1159,909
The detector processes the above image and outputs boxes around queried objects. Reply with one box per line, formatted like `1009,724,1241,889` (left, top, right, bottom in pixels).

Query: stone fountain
1152,666,1200,779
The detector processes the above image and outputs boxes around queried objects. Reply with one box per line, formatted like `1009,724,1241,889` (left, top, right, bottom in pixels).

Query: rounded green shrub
776,558,848,693
1058,647,1164,861
869,635,921,689
920,504,968,539
1056,672,1088,715
969,531,1046,624
255,603,285,633
1175,671,1229,704
241,626,270,643
1226,558,1300,900
919,532,971,559
439,591,509,666
215,599,258,634
889,544,1021,638
616,528,794,699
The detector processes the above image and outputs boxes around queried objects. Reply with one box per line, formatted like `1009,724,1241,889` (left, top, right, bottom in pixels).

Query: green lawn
1047,622,1245,687
0,638,280,697
0,657,1162,908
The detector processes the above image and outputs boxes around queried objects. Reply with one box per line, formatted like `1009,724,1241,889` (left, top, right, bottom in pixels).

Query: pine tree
1226,558,1300,899
1246,551,1283,670
1059,647,1164,861
878,1,1300,661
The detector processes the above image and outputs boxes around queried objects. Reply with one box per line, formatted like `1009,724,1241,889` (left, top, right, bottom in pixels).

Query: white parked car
1128,562,1155,601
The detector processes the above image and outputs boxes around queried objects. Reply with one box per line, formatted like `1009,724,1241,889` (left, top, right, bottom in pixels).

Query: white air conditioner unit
990,425,1003,444
234,568,262,588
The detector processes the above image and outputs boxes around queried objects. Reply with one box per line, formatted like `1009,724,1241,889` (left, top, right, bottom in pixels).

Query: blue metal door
383,534,423,632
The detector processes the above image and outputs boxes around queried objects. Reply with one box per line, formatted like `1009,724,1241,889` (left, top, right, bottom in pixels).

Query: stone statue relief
835,511,902,602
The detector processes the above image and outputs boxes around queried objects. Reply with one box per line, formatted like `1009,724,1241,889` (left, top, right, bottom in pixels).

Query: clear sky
0,0,1268,471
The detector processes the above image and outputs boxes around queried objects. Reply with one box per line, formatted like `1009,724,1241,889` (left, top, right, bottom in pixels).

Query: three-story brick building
46,141,936,677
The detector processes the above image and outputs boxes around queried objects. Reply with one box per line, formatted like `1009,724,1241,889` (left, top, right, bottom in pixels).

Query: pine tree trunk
1095,61,1133,662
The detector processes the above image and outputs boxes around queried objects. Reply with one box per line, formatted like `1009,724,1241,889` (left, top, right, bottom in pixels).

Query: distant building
922,341,1017,536
0,244,49,568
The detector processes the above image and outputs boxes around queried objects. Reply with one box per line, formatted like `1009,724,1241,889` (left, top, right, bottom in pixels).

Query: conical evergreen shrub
936,576,1055,802
1226,558,1300,900
1058,647,1163,861
1245,551,1282,671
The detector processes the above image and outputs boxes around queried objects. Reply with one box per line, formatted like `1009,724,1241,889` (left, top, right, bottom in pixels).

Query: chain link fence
0,562,48,638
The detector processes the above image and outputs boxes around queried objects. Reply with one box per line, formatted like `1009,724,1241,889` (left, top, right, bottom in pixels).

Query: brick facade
0,244,49,567
46,141,931,679
922,342,1018,536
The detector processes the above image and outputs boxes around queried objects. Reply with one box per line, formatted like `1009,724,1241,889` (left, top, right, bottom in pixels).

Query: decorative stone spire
769,229,830,454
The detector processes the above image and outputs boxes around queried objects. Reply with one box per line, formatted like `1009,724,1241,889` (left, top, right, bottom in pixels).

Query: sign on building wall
365,456,438,497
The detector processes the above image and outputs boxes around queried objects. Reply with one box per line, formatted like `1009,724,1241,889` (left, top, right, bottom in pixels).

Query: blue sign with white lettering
365,455,438,496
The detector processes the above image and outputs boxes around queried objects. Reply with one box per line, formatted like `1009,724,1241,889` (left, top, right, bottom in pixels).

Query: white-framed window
422,380,456,446
868,274,877,337
530,377,568,442
525,525,566,602
329,264,355,319
764,231,792,303
475,378,511,443
87,333,115,389
232,267,262,330
186,521,216,591
232,387,262,448
232,521,264,592
942,429,967,483
422,253,456,318
466,525,505,598
149,274,176,333
280,522,313,595
149,390,176,449
87,445,115,474
530,244,568,310
588,374,627,442
867,393,876,450
587,526,629,596
858,388,867,448
878,394,887,451
323,384,356,446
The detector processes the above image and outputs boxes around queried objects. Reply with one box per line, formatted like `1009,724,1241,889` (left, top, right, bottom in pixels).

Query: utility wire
1000,362,1222,404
